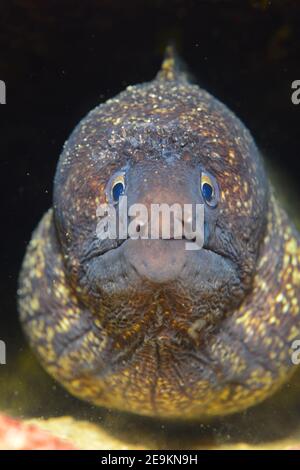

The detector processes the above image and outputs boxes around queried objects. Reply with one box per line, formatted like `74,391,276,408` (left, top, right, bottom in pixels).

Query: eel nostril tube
129,217,148,239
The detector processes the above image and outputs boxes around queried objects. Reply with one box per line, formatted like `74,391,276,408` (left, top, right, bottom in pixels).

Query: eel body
18,50,300,418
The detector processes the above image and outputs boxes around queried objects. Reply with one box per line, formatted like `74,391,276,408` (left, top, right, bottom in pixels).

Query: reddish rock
0,414,76,450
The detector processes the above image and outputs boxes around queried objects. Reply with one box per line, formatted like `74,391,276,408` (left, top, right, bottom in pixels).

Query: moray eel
18,49,300,419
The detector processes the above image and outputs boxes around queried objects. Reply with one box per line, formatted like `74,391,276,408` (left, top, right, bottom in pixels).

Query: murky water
1,1,300,449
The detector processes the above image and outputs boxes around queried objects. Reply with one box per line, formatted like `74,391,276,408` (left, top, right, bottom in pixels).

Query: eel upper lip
82,238,231,270
83,236,206,262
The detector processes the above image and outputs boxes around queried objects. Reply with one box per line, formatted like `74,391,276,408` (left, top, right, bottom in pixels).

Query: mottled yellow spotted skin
18,52,300,419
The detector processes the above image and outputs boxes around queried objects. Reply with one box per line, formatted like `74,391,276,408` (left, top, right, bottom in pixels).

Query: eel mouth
81,235,239,297
84,233,201,259
86,233,228,266
88,237,230,284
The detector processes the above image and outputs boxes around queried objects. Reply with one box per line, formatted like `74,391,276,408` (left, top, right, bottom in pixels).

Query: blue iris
202,182,213,202
112,182,124,202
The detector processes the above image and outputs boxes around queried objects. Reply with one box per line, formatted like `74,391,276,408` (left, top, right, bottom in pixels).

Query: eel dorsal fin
156,45,189,83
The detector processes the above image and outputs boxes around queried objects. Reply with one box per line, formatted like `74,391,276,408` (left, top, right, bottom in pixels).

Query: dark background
0,0,300,443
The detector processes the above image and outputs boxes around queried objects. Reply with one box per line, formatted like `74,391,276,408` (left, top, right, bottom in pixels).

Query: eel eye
110,174,125,203
201,171,219,207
